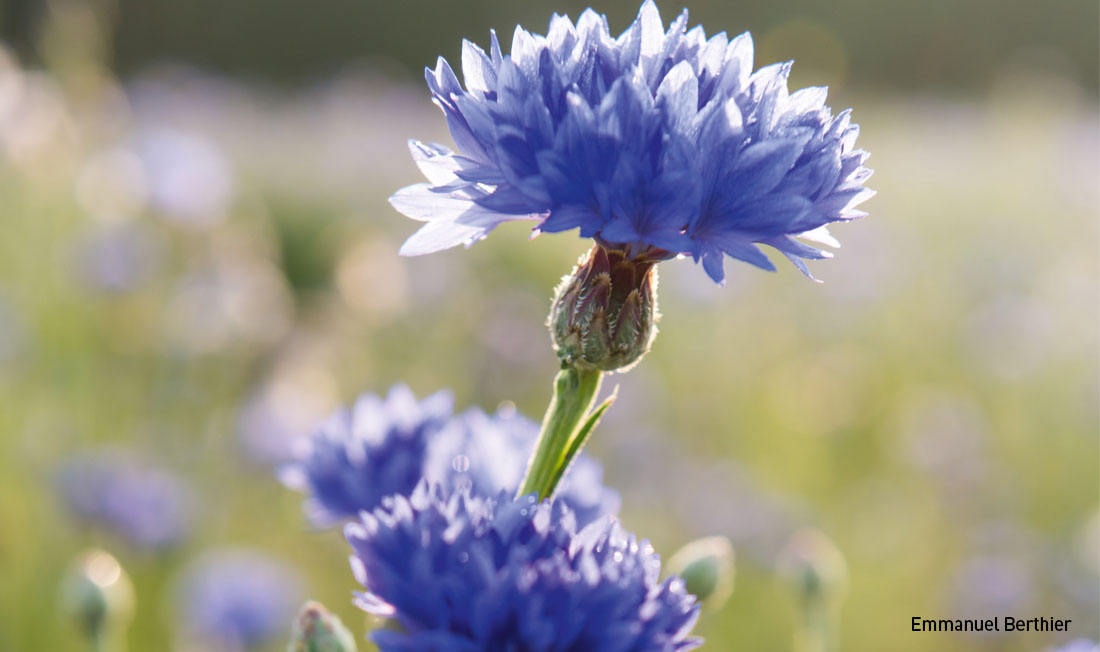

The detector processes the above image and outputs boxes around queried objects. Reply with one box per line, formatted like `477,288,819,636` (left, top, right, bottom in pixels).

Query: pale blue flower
392,0,872,283
178,549,303,651
56,452,195,550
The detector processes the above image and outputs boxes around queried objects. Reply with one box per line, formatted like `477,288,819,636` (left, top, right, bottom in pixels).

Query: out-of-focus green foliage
1,0,1098,94
0,4,1096,651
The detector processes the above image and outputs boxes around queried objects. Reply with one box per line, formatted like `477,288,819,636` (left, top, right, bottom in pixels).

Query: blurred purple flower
71,225,159,293
1047,641,1100,652
902,392,991,494
133,127,234,226
282,385,620,528
178,549,303,651
164,255,294,353
281,384,453,526
605,427,803,564
947,555,1035,624
56,452,195,550
426,404,621,528
236,373,338,466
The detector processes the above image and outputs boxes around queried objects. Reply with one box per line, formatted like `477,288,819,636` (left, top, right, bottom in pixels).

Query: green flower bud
777,529,848,604
666,536,735,612
287,601,358,652
549,245,659,372
60,549,134,642
778,529,848,652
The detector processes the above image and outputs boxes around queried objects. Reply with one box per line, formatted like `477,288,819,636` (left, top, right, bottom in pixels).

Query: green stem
517,364,603,500
799,598,836,652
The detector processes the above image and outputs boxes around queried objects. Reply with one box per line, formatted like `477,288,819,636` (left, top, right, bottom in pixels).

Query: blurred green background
0,0,1096,650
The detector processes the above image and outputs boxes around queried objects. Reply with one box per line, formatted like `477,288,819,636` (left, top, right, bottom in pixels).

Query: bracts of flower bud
287,601,358,652
778,529,849,652
60,549,134,652
550,244,660,373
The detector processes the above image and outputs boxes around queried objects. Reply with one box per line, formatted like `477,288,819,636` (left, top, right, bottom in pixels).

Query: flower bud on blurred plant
666,536,735,612
287,601,357,652
550,245,659,372
778,529,848,652
60,549,134,651
779,528,848,603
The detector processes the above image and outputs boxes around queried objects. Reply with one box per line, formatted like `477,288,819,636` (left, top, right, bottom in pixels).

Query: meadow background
0,0,1097,650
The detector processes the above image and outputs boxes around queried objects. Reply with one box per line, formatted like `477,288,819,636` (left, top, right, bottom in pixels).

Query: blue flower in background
56,452,195,550
283,385,619,527
178,549,303,651
426,404,621,527
281,384,453,525
392,0,872,283
346,483,700,651
1048,642,1100,652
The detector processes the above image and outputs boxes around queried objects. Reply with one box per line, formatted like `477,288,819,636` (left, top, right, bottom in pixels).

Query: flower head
345,484,700,651
56,452,195,550
282,385,619,527
178,549,303,651
392,0,872,283
281,384,453,526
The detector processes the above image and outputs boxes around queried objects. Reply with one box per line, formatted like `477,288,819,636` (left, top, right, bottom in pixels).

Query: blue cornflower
426,404,621,527
282,385,619,527
281,384,454,526
345,483,700,651
392,0,872,283
56,452,195,550
178,549,303,651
